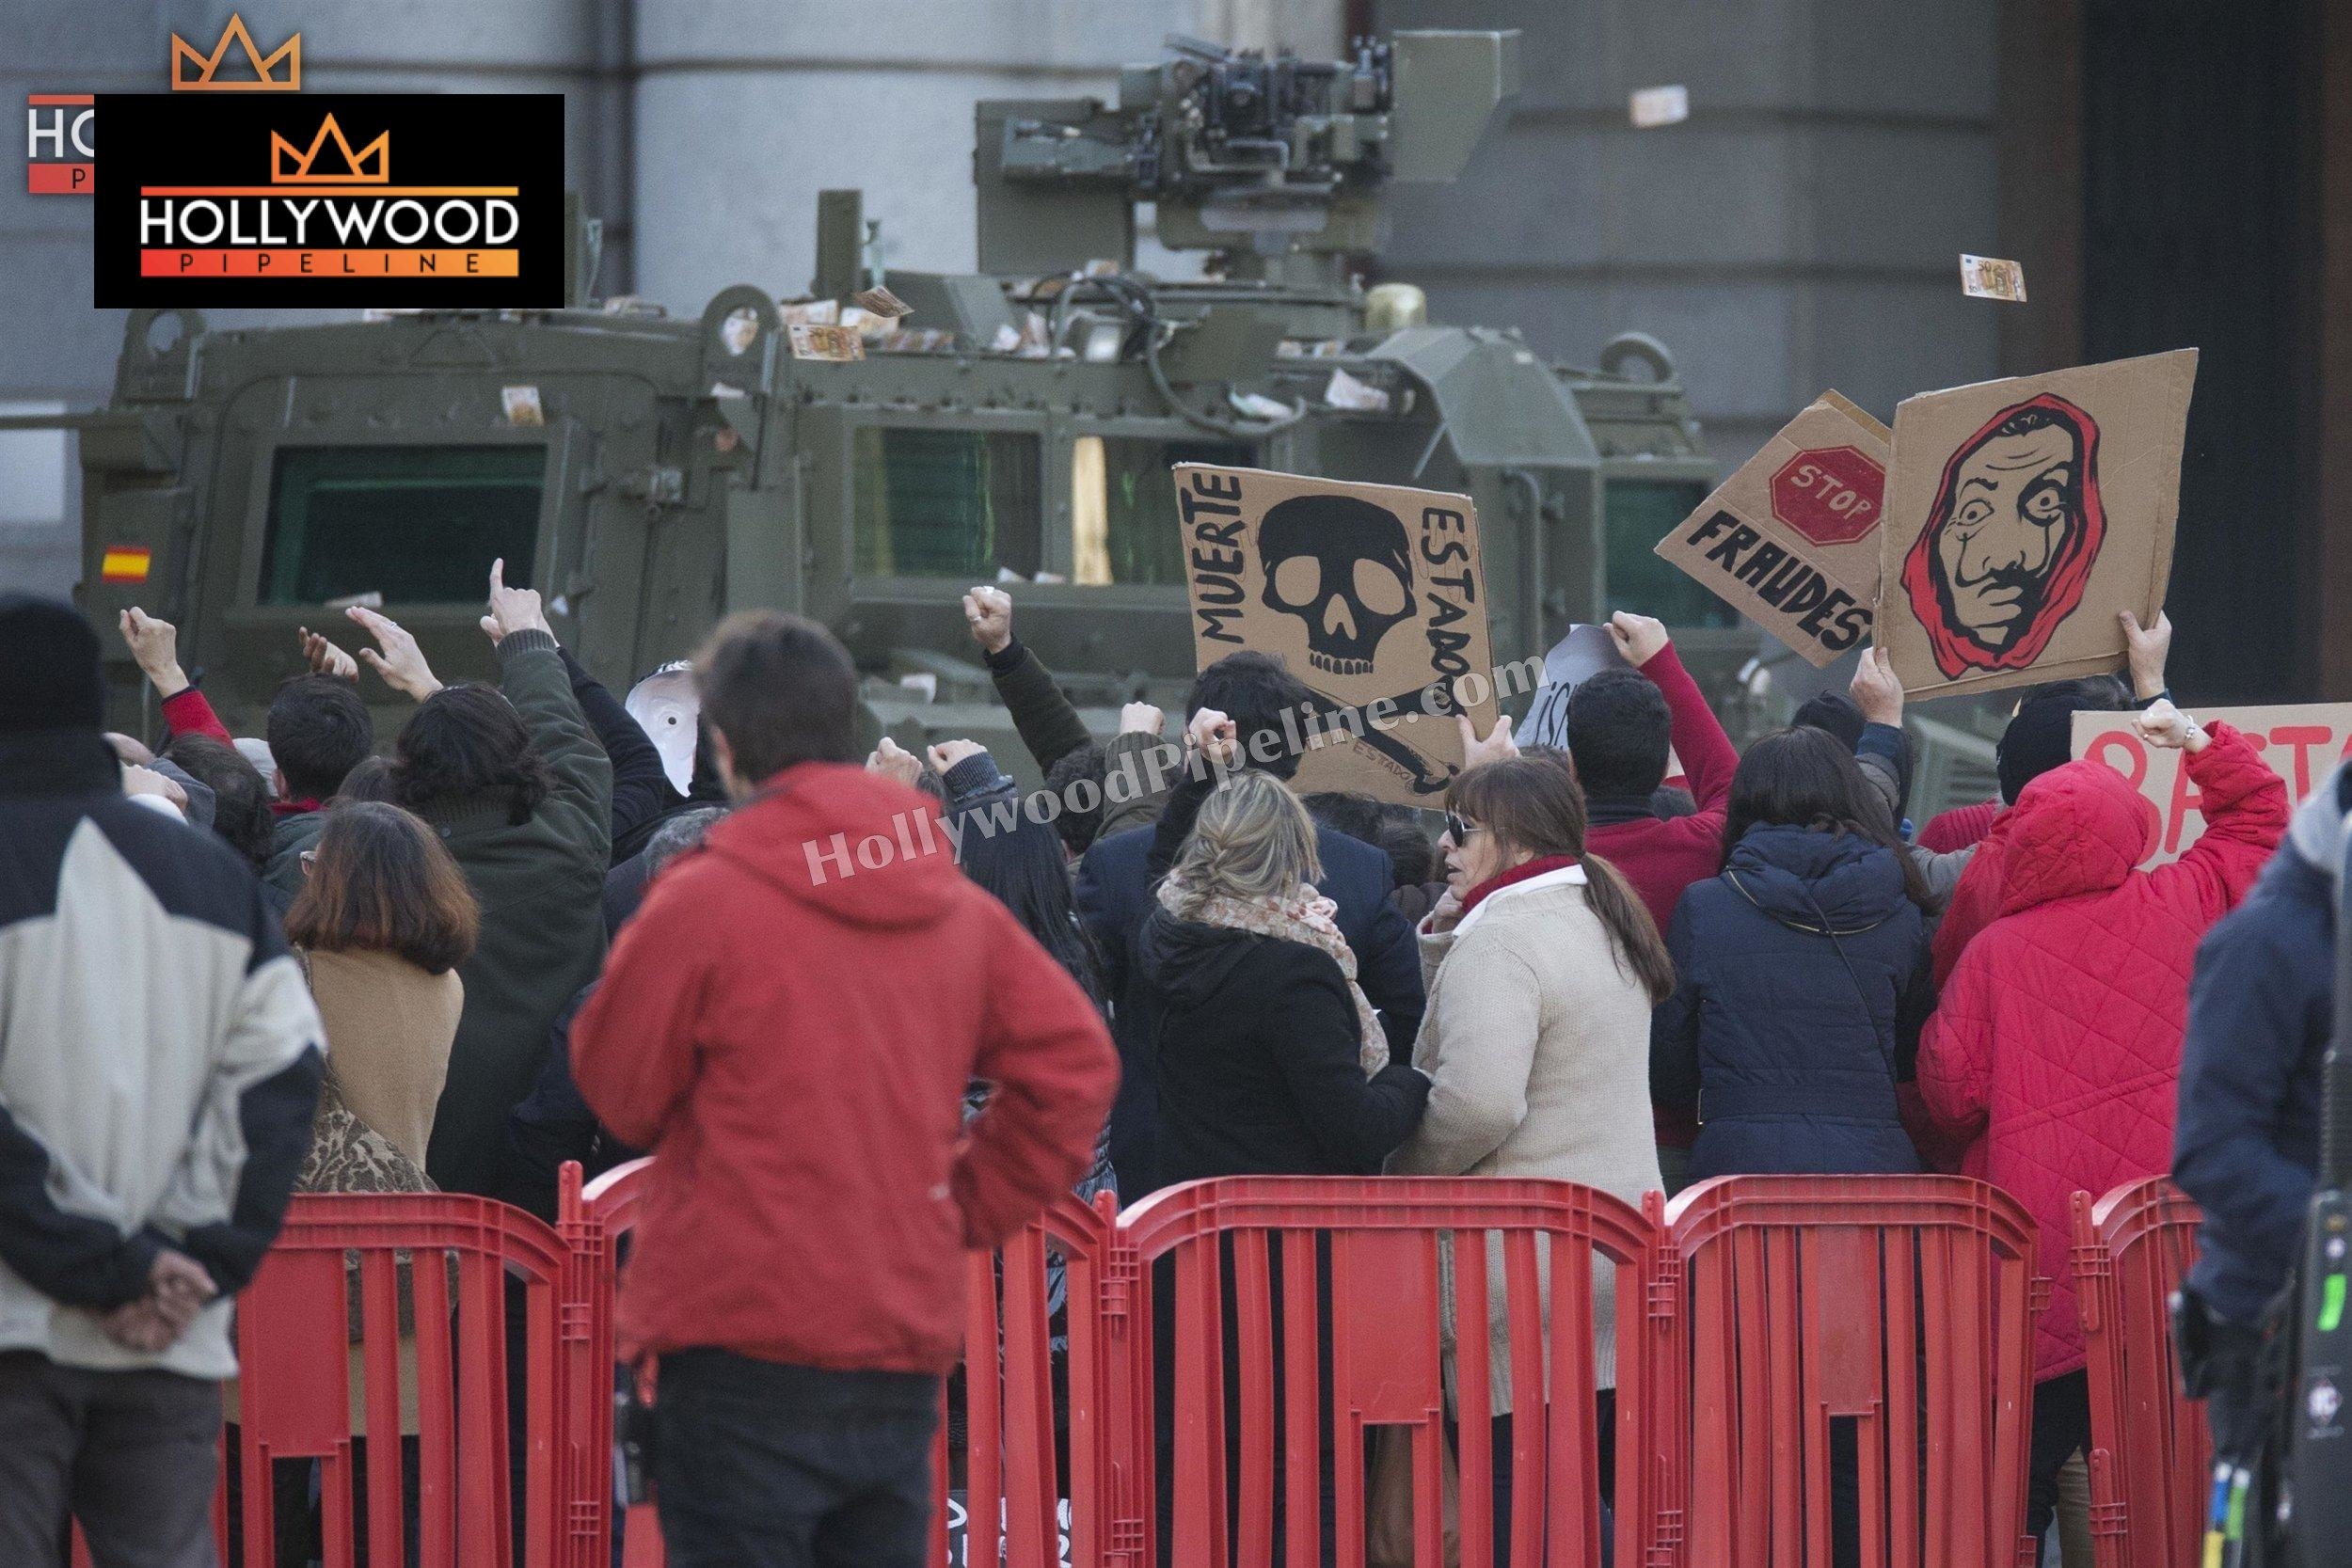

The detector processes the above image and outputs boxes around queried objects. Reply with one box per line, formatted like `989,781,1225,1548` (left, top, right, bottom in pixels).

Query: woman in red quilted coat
1916,699,2286,1547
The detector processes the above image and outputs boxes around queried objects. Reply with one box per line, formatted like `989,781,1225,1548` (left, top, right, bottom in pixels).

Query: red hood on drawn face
1899,391,2106,680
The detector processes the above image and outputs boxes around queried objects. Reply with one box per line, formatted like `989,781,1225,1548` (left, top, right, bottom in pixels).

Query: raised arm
966,587,1095,772
1614,613,1737,812
559,644,673,860
1097,705,1180,838
2141,710,2289,926
1849,647,1913,828
481,562,612,859
119,608,234,744
1146,708,1232,878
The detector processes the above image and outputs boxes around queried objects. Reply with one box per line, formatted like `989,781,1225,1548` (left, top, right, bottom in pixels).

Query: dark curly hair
390,684,553,826
162,734,274,870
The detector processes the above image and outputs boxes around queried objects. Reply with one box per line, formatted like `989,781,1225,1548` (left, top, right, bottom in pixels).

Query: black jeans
654,1349,941,1568
2026,1370,2091,1542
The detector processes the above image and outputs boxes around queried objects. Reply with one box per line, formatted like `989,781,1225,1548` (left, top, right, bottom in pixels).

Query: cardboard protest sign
1175,464,1497,808
1653,390,1887,667
2074,703,2352,867
1878,349,2197,701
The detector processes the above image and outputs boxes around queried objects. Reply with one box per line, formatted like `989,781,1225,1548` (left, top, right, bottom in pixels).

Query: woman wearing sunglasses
1388,756,1676,1560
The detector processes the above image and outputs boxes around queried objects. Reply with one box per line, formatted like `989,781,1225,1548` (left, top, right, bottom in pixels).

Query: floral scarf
1157,872,1389,1073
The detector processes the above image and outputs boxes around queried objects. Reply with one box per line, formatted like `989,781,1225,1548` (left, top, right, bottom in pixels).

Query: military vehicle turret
46,30,1731,784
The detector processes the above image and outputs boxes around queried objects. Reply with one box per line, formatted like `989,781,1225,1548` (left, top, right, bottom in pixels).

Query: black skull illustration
1258,495,1417,676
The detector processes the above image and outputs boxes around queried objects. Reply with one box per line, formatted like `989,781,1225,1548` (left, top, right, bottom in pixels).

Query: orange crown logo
270,115,389,184
171,14,301,91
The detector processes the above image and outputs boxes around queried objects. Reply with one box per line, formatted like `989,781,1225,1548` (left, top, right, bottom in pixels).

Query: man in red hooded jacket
572,610,1118,1568
1916,698,2286,1548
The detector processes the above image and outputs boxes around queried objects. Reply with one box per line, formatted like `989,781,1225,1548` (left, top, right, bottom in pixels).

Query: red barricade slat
1658,1175,2042,1568
2071,1178,2207,1568
228,1192,574,1568
1116,1175,1658,1568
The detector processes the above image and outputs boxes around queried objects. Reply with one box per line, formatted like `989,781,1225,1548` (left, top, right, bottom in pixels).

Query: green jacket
417,629,612,1196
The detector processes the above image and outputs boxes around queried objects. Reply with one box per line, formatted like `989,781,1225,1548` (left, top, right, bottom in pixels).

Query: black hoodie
1137,908,1428,1184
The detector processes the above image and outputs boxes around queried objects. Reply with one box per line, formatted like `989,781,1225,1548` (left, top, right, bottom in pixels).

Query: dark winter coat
418,630,613,1196
1651,825,1932,1181
1077,795,1423,1196
2174,764,2344,1326
1137,910,1428,1185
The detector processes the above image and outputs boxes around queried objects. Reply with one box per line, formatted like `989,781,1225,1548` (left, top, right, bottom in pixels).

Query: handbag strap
1724,868,1899,1083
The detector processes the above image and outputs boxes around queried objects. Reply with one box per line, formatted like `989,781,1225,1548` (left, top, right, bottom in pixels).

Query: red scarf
1459,853,1581,919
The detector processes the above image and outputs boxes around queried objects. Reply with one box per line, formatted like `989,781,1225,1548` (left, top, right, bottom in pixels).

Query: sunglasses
1443,813,1485,846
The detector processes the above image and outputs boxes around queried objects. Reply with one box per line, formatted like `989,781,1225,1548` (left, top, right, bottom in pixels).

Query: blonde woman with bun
1136,764,1431,1184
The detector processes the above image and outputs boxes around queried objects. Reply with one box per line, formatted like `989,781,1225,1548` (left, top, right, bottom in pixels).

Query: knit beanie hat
1791,690,1867,752
0,594,105,735
1996,693,2084,807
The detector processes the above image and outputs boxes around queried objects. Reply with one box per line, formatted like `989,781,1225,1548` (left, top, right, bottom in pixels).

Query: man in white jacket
0,594,324,1567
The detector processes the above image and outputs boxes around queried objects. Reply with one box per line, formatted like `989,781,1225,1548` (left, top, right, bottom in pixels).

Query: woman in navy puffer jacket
1651,726,1934,1181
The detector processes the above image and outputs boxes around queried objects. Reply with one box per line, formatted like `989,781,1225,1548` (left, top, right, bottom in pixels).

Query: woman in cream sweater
1387,756,1674,1558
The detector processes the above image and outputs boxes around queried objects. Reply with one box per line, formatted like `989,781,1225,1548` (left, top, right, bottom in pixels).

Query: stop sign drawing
1770,446,1885,546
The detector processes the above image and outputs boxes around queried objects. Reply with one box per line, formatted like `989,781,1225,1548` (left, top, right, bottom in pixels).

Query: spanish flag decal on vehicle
100,546,151,583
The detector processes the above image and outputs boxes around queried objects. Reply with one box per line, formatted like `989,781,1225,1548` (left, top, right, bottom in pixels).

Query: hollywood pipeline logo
26,13,300,195
92,93,565,307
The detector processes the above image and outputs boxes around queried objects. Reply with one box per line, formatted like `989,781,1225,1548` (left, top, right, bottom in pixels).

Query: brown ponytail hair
1447,758,1676,1004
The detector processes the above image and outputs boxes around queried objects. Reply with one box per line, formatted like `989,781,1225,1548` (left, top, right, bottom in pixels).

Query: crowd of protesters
0,554,2336,1568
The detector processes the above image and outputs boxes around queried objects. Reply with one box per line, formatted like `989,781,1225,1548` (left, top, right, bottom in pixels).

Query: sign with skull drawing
1877,349,2197,700
1174,463,1497,807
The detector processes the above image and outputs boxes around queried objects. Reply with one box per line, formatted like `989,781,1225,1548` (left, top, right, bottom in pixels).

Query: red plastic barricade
2071,1178,2207,1568
58,1171,2163,1567
227,1184,588,1568
580,1157,1116,1568
1654,1176,2043,1568
1115,1176,1659,1568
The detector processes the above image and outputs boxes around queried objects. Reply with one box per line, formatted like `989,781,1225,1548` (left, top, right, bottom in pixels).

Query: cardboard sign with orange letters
2073,702,2352,867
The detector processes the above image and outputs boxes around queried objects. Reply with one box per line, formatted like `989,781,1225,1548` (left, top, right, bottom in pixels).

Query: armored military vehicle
47,29,1739,786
